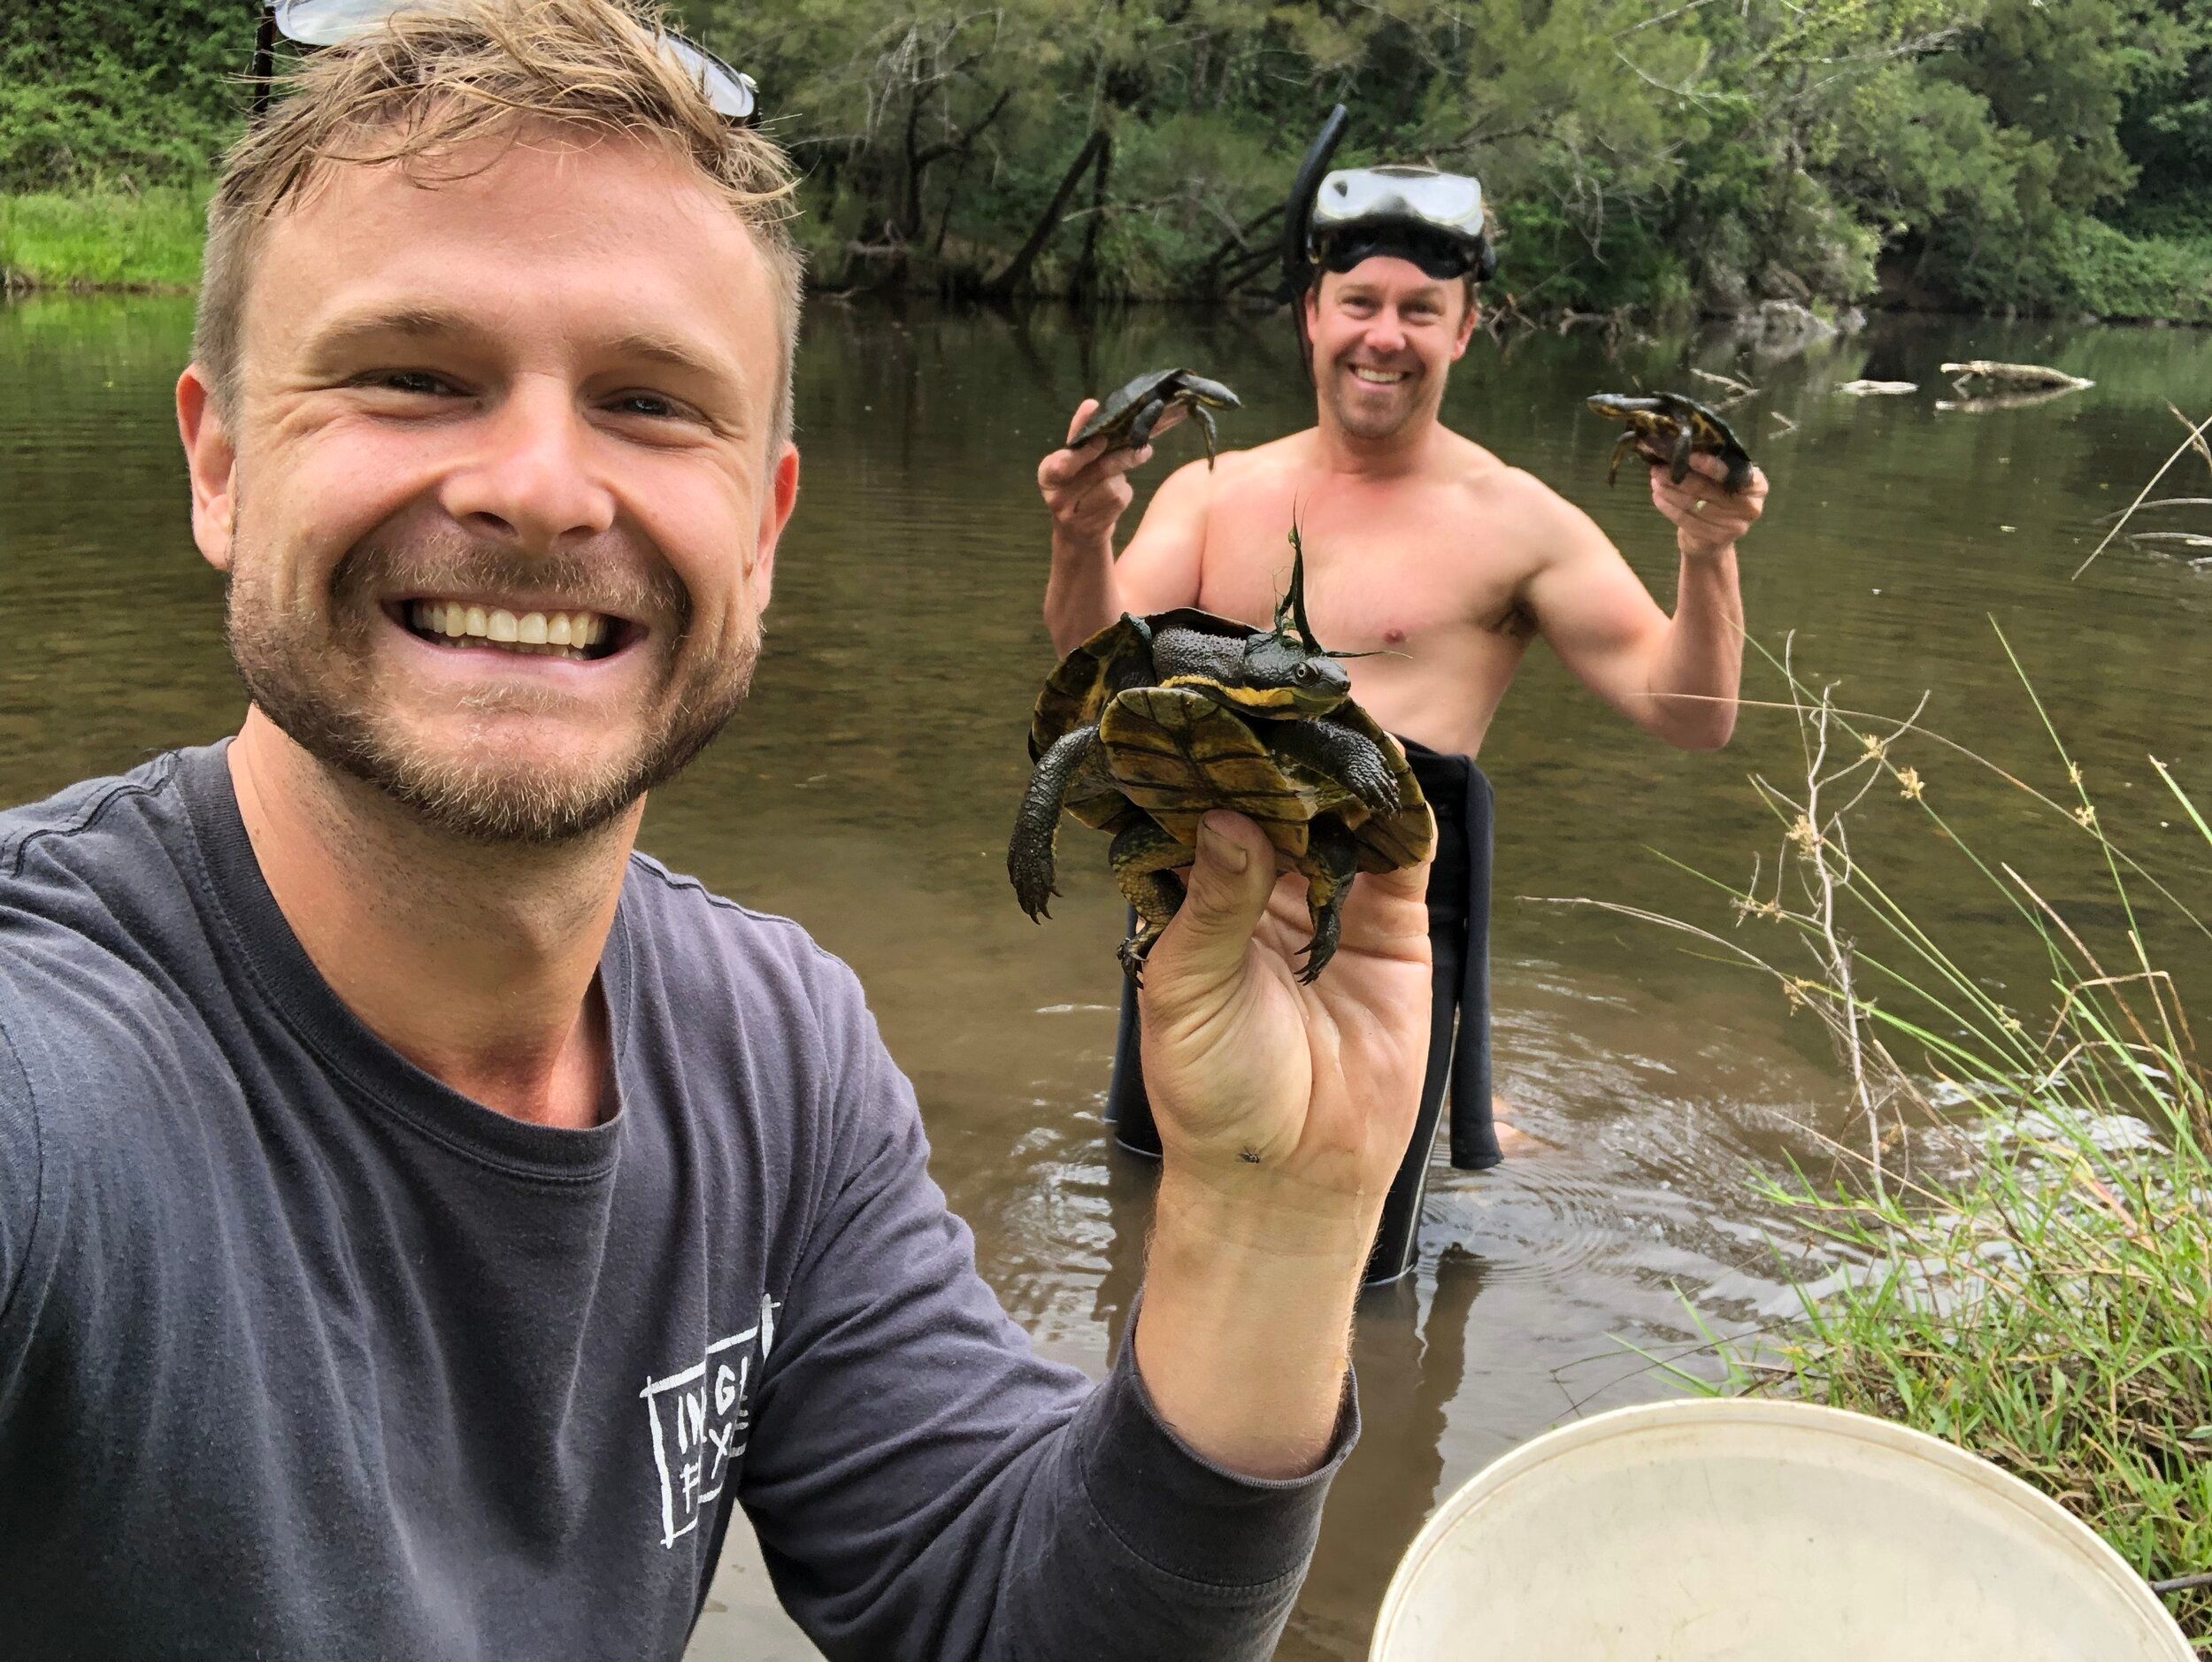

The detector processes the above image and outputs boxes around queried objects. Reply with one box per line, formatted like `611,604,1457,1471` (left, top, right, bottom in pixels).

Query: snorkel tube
1279,104,1350,384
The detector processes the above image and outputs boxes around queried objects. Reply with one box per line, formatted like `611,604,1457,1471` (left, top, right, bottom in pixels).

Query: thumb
1148,812,1275,995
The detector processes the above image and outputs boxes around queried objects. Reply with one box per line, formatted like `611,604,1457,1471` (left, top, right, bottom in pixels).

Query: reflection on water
8,296,2212,1658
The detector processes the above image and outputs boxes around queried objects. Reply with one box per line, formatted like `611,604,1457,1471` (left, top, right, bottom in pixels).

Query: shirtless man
1037,163,1766,1283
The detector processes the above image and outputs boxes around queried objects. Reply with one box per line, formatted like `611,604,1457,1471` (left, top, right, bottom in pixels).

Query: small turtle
1586,391,1755,493
1067,368,1240,469
1009,526,1433,984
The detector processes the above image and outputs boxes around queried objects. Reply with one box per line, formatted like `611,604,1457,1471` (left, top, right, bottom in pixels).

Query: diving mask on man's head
1310,165,1496,284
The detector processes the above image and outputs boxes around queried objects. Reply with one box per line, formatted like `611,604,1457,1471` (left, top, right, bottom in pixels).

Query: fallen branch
1941,359,2093,393
1937,386,2093,414
1836,379,1916,396
1690,366,1757,396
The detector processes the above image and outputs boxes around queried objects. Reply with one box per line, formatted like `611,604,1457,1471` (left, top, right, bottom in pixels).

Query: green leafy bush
5,0,2211,314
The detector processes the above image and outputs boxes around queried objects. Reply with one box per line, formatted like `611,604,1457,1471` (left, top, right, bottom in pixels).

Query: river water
7,296,2211,1657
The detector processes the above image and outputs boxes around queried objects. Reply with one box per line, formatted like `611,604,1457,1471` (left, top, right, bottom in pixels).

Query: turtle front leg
1122,396,1170,450
1670,424,1694,485
1194,404,1219,469
1109,819,1190,985
1267,717,1401,817
1607,431,1637,486
1297,819,1362,985
1008,726,1099,920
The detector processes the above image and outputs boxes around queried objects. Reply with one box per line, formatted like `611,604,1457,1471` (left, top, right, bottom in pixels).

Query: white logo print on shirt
640,1295,780,1549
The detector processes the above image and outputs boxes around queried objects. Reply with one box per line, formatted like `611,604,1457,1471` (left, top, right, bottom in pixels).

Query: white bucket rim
1369,1396,2191,1659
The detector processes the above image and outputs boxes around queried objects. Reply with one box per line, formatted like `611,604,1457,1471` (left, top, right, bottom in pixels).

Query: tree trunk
1072,135,1113,302
985,129,1110,300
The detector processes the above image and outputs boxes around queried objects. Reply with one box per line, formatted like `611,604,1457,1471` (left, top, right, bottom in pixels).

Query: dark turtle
1067,368,1240,469
1008,526,1434,984
1586,391,1755,493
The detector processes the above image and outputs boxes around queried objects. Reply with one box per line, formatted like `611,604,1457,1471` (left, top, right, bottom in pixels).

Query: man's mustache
329,530,693,635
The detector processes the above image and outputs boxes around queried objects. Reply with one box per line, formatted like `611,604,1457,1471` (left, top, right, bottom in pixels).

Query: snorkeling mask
1311,165,1495,283
1278,108,1497,377
248,0,758,122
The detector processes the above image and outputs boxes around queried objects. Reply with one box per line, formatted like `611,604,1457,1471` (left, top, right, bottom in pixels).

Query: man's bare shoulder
1202,429,1317,487
1145,430,1312,515
1440,435,1610,557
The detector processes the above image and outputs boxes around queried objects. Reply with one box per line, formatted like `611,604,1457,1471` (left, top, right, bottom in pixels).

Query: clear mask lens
273,0,428,46
268,0,757,119
1315,167,1484,240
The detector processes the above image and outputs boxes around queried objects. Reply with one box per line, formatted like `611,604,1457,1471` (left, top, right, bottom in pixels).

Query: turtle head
1203,519,1359,718
1223,627,1351,717
1586,392,1644,421
1177,373,1241,412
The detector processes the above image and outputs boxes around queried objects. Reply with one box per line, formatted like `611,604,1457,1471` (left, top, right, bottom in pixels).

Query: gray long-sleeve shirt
0,743,1351,1659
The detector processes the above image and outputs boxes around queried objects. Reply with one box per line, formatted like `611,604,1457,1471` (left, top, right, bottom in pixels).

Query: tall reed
1564,617,2212,1648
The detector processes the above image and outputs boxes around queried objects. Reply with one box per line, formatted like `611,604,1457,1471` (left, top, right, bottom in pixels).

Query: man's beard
224,523,757,845
1327,361,1425,440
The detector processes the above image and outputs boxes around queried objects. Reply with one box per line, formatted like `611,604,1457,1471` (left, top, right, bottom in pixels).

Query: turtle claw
1356,771,1401,817
1010,864,1056,922
1117,924,1165,986
1297,912,1343,983
1340,749,1400,817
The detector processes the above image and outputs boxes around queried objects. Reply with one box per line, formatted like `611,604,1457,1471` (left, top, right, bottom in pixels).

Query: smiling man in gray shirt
0,4,1439,1658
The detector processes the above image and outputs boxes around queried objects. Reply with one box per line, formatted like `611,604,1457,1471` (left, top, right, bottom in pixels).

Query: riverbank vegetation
1609,593,2212,1643
0,189,204,292
6,0,2212,317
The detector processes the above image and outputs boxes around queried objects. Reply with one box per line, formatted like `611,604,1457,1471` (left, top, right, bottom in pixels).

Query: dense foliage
0,2,242,194
5,0,2210,316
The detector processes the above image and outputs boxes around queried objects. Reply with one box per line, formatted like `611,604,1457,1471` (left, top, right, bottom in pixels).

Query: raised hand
1036,398,1187,542
1652,450,1767,558
1133,812,1432,1203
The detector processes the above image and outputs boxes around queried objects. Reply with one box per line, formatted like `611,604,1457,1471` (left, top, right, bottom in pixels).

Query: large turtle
1586,390,1755,493
1008,527,1434,984
1065,368,1240,469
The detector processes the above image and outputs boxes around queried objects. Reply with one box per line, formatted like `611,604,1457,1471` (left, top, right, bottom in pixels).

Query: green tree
0,0,245,190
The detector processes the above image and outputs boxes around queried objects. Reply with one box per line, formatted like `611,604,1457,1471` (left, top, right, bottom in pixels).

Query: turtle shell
1653,392,1743,452
1071,369,1192,447
1029,607,1241,760
1026,608,1435,878
1099,687,1433,876
1618,392,1754,492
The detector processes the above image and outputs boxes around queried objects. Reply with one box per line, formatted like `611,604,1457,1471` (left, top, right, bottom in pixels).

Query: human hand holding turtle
1133,810,1432,1193
1036,369,1240,542
1037,399,1162,542
1123,808,1432,1477
1653,450,1767,558
1586,389,1769,558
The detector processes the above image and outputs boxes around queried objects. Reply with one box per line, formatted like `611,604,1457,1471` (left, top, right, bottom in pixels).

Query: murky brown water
8,294,2212,1657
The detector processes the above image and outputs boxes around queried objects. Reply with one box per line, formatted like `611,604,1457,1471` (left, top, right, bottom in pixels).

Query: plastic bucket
1370,1397,2191,1661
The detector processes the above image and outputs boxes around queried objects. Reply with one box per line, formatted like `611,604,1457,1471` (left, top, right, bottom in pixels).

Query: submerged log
1689,367,1757,397
1935,385,2092,413
1939,359,2093,392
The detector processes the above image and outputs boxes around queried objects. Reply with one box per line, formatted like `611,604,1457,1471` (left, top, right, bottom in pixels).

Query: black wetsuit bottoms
1104,739,1500,1285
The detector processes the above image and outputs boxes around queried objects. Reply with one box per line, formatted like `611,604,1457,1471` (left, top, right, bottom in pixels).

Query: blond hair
195,0,803,443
